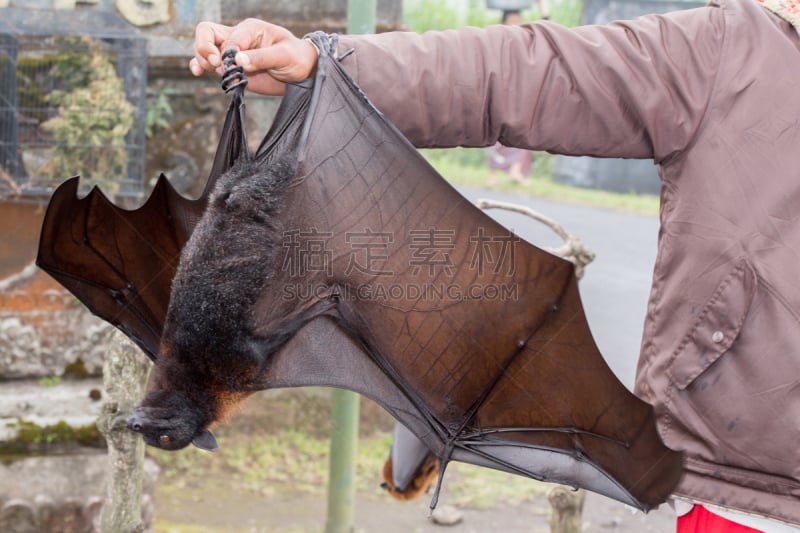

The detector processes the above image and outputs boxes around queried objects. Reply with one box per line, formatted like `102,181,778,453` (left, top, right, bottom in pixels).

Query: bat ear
191,429,219,452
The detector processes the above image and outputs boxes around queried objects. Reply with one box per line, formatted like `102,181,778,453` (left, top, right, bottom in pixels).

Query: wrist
304,37,321,58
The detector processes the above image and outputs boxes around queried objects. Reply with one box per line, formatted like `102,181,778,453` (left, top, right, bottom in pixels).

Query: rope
475,198,595,279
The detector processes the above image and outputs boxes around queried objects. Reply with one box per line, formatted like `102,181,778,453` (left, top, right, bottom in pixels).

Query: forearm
337,8,722,161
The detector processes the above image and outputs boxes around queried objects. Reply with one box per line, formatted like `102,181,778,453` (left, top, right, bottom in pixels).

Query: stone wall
0,198,132,530
0,453,159,532
222,0,403,34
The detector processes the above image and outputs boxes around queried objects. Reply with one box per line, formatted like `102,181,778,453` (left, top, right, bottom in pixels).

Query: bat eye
159,435,171,444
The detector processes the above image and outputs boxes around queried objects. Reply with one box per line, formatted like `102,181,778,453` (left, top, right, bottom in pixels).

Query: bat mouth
124,409,192,450
125,409,218,452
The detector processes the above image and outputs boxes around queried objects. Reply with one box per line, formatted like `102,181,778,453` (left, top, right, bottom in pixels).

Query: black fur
167,155,294,367
138,154,298,449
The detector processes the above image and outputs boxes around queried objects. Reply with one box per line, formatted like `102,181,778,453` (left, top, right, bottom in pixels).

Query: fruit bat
37,33,683,510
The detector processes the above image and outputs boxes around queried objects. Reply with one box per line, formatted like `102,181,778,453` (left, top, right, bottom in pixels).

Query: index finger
219,18,278,57
194,21,234,69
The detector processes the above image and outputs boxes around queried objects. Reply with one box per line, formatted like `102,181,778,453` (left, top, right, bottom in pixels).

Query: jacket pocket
666,258,757,390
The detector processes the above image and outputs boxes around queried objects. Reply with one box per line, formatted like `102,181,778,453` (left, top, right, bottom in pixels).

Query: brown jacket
339,0,800,525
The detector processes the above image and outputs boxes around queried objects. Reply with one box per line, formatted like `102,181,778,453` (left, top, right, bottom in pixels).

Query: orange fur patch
381,453,440,501
212,389,253,423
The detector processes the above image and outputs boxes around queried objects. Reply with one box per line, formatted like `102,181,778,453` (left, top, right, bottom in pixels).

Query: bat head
126,390,218,452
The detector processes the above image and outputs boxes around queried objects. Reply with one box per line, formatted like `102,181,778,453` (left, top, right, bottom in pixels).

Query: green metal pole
325,389,360,533
346,0,376,35
325,5,375,533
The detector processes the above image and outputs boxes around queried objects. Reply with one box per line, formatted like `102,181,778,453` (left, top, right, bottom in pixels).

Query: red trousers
677,505,763,533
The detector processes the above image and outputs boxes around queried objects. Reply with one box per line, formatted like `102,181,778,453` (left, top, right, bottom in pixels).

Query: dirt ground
154,479,677,533
150,389,678,533
154,482,677,533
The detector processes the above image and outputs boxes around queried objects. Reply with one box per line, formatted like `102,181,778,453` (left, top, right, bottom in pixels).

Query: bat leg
428,444,454,510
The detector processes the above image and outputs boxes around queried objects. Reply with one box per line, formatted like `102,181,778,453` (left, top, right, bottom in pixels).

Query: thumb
236,40,318,83
234,47,285,74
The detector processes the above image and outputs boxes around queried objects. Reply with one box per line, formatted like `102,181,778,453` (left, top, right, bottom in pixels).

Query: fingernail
236,52,251,68
209,53,220,67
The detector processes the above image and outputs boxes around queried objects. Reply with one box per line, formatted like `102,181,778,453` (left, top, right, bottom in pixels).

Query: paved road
454,184,660,390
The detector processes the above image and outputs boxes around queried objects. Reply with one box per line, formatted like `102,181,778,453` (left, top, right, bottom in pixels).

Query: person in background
486,142,532,186
536,0,550,20
189,0,800,531
486,9,534,187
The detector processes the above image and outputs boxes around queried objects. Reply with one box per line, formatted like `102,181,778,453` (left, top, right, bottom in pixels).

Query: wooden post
96,330,152,533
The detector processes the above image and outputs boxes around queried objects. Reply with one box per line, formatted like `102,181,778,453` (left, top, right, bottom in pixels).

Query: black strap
216,49,250,163
221,49,248,95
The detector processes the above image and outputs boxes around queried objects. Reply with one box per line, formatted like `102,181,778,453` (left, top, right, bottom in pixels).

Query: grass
150,415,547,507
423,148,660,216
446,462,549,509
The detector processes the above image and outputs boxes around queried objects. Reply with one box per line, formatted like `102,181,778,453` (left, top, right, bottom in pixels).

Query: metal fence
0,7,147,199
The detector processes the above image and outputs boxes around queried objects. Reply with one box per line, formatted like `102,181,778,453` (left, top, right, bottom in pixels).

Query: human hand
190,19,319,96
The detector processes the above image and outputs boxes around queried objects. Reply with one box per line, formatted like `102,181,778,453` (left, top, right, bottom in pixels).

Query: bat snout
126,410,146,433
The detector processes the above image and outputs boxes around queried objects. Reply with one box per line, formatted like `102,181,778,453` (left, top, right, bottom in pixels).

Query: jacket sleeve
337,5,724,162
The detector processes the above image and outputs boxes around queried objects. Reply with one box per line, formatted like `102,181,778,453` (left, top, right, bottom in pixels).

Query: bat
37,34,683,511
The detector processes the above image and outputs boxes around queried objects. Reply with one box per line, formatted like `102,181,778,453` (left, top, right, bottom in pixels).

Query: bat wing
36,85,248,360
389,421,436,493
251,33,683,511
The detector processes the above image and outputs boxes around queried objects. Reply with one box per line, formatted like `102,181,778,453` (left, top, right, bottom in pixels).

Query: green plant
404,0,584,32
422,147,488,168
2,418,105,450
41,38,134,194
37,375,61,387
446,462,548,508
146,87,175,138
404,0,493,32
403,0,460,31
549,0,583,26
427,155,660,215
